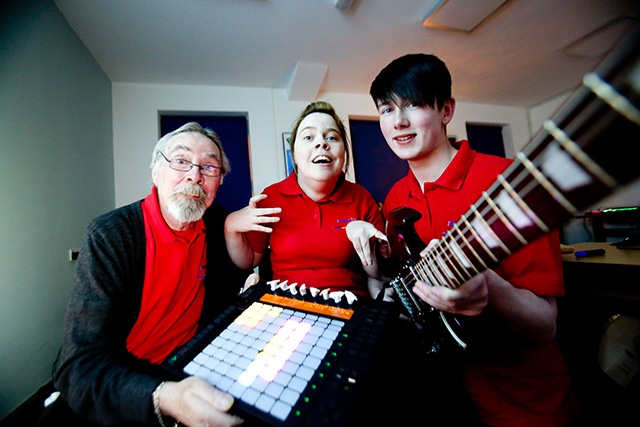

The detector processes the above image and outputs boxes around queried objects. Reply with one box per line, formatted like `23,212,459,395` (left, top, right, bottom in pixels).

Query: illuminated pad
183,302,345,422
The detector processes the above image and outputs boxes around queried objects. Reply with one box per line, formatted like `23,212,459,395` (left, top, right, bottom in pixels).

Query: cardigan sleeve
53,202,162,425
53,201,251,425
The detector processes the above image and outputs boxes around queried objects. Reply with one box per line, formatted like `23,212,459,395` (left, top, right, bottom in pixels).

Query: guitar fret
437,237,472,286
411,259,430,284
515,151,578,214
432,243,462,288
470,204,510,255
451,226,486,272
497,175,549,233
385,30,640,355
583,72,640,126
462,215,500,263
543,120,618,189
422,252,453,288
413,256,444,288
410,255,432,284
481,191,529,246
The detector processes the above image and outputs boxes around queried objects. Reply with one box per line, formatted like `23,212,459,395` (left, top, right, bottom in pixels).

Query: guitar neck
411,29,640,289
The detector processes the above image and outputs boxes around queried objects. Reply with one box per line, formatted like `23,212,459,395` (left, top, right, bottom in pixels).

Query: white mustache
174,184,206,200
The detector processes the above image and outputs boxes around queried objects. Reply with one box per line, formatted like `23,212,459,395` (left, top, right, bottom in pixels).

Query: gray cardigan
53,200,248,425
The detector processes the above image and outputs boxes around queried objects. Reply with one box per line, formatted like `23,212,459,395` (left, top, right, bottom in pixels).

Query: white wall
113,87,532,206
0,0,114,418
113,84,282,206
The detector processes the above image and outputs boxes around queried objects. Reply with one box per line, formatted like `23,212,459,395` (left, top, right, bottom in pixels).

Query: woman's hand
224,194,281,269
346,220,387,267
225,194,281,235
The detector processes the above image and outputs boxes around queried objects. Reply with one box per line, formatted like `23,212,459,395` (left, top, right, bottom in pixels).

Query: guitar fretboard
404,29,640,291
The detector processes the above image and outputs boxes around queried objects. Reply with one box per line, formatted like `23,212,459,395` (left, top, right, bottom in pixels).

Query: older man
53,122,248,427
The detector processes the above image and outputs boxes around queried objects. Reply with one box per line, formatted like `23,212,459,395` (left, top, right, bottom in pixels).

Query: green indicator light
312,384,317,390
319,372,324,378
295,410,302,417
325,361,331,367
304,397,310,403
331,351,337,357
603,207,639,213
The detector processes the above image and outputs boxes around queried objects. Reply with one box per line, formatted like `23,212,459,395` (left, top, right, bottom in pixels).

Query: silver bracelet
152,382,179,427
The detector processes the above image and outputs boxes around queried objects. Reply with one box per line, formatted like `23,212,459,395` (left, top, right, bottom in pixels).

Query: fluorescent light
423,0,508,33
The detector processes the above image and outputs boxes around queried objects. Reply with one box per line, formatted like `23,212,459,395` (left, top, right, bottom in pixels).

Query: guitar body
387,206,468,356
384,27,640,358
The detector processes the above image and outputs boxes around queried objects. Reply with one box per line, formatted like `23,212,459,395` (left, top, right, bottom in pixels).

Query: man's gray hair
151,122,231,179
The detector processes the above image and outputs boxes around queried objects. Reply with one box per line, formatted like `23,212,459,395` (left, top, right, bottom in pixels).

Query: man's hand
159,377,244,427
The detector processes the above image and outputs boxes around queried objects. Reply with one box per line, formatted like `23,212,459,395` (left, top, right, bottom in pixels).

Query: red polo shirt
247,173,384,297
126,187,207,364
383,140,578,427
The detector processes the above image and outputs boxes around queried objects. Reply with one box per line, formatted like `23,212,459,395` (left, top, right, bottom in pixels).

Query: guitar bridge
388,261,468,354
388,261,430,323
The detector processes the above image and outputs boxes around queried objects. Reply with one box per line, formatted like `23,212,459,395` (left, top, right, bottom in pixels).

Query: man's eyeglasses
159,152,222,177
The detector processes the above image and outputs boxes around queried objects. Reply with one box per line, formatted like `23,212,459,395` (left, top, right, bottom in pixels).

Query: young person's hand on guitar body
412,242,557,342
411,239,490,318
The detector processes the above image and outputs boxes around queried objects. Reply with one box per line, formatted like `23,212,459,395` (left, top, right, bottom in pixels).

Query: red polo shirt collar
280,172,354,204
407,139,476,197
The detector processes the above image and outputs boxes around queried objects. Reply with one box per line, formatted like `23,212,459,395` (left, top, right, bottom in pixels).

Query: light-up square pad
183,302,345,422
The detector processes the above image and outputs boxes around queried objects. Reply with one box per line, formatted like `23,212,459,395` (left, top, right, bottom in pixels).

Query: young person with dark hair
367,54,579,427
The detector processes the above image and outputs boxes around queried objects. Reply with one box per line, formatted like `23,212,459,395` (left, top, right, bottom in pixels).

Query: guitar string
388,34,640,347
400,118,617,290
418,161,538,288
409,73,637,290
393,48,640,291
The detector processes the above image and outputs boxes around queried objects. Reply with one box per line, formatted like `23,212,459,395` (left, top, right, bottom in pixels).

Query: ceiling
53,0,640,108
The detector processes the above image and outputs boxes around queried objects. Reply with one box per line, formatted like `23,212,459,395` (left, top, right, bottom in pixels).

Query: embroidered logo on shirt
334,217,357,230
443,220,457,236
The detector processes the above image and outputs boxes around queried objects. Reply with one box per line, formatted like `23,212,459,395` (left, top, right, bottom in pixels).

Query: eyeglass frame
159,152,223,177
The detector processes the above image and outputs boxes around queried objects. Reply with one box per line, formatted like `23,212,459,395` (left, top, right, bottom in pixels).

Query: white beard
167,185,207,224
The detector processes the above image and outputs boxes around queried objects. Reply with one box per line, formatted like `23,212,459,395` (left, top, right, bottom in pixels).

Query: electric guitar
386,27,640,357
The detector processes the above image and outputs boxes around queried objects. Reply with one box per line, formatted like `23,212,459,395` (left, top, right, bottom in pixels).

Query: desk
558,242,640,426
561,242,640,304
